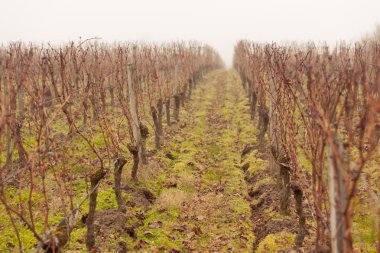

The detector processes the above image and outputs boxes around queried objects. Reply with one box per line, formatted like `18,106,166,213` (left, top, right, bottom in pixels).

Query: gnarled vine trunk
250,91,257,120
157,99,164,135
140,124,149,164
114,155,127,212
128,144,140,181
151,107,161,150
86,168,106,250
292,184,306,248
165,99,171,126
173,94,180,122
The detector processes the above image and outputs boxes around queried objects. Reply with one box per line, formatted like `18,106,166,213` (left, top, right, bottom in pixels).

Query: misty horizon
1,0,380,65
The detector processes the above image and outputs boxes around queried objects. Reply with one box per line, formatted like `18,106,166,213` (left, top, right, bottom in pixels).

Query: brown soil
241,148,314,251
123,185,156,211
94,209,129,236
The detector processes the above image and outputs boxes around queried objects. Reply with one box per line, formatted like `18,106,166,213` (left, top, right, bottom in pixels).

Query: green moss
73,165,88,174
263,207,292,221
353,212,378,252
22,134,38,152
72,179,87,193
179,140,197,152
250,193,266,207
246,156,268,175
208,144,221,156
133,207,183,249
228,195,251,216
48,215,65,226
297,149,312,172
202,167,226,183
65,226,86,250
97,187,118,210
124,215,139,227
256,232,295,253
143,207,180,226
0,221,37,252
146,172,167,195
51,119,70,134
249,177,274,193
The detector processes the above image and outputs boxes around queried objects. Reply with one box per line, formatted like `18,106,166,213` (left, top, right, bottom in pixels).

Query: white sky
1,0,380,65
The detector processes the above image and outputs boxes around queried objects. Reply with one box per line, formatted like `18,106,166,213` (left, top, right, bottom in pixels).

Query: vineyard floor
62,70,303,252
0,70,304,252
118,70,258,252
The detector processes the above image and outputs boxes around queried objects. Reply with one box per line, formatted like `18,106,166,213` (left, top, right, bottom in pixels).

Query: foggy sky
1,0,379,65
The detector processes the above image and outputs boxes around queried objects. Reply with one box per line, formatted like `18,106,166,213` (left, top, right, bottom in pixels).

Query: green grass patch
256,232,295,253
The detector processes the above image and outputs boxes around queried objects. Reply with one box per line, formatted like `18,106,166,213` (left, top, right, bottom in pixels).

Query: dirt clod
117,241,128,253
148,221,163,229
94,210,128,236
123,185,155,210
241,143,256,158
165,152,176,160
241,162,250,172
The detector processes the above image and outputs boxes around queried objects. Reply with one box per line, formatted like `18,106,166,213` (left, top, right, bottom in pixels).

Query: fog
1,0,379,65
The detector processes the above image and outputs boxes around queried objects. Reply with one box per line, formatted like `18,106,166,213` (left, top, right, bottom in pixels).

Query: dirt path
68,70,259,253
127,70,257,252
68,70,302,253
